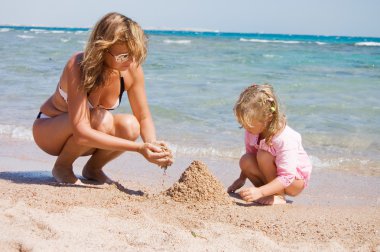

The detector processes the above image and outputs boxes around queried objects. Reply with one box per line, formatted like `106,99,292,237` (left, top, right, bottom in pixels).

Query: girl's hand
227,178,246,193
239,186,264,202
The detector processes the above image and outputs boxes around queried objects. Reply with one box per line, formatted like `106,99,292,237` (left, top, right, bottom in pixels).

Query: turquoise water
0,26,379,175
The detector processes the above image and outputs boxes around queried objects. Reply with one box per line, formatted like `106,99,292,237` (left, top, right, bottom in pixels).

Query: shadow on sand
228,192,293,206
0,170,145,196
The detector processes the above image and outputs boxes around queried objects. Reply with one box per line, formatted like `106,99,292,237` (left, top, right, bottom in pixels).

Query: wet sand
0,139,379,251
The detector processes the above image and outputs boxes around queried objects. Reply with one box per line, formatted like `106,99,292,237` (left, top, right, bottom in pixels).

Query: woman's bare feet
52,165,80,184
255,195,287,205
82,166,113,184
227,178,246,193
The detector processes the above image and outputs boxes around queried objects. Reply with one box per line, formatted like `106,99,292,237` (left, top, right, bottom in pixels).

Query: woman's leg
33,113,94,183
33,109,140,184
81,112,141,183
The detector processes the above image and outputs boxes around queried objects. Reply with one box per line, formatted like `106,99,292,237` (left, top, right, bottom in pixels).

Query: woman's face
105,43,133,70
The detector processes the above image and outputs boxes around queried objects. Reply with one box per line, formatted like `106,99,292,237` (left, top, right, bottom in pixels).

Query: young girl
33,12,173,184
227,84,312,205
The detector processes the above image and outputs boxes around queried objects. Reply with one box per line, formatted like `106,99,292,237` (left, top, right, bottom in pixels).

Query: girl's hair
234,84,286,145
80,12,147,93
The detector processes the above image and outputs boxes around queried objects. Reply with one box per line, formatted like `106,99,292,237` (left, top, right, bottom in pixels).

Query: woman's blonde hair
234,84,286,145
80,12,147,93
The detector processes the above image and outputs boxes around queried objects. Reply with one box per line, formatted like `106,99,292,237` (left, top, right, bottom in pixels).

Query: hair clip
270,106,276,112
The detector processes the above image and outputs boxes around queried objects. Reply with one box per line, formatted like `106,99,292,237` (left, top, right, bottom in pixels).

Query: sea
0,26,379,177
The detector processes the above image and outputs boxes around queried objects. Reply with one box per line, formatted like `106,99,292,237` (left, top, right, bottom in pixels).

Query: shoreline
1,138,379,207
0,138,379,250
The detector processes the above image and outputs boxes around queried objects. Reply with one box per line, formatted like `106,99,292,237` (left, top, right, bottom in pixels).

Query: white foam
51,30,65,34
315,42,327,45
240,38,301,44
169,143,243,159
0,28,11,32
17,35,34,39
163,39,191,44
144,26,219,33
60,38,70,43
355,42,380,47
30,28,49,34
262,54,282,59
0,124,33,141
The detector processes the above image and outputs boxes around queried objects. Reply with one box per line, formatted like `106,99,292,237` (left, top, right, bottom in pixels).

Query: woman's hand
138,142,173,167
152,141,174,168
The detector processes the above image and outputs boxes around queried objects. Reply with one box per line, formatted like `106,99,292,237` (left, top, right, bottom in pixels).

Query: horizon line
1,24,380,40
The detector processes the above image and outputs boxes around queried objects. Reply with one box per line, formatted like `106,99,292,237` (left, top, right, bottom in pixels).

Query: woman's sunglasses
107,50,129,63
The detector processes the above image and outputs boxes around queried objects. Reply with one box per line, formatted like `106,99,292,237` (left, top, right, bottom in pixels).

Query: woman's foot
52,165,80,184
82,166,113,184
255,195,287,205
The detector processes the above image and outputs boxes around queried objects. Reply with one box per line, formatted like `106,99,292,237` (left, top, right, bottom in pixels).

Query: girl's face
105,43,133,70
243,119,268,135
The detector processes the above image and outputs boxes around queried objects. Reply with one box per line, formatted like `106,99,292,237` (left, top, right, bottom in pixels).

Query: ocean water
0,26,379,176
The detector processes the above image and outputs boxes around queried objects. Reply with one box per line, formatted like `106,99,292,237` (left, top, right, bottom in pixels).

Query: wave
163,39,191,44
0,124,33,141
145,26,220,33
240,38,301,44
30,28,49,34
0,28,11,32
17,35,34,39
355,42,380,47
240,38,329,46
60,38,70,43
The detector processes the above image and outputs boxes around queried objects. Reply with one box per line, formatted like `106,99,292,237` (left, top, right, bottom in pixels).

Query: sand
0,140,379,251
165,160,231,204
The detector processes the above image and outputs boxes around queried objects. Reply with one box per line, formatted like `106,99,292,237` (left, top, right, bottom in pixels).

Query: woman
33,12,173,184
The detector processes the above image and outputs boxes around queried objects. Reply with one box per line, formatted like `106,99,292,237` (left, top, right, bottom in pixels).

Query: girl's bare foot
255,195,287,205
82,166,113,184
52,165,80,184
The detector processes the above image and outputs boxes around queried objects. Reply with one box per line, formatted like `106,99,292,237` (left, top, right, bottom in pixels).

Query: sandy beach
0,140,379,251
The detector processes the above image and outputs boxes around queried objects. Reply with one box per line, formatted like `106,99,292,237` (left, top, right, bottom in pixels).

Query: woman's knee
114,114,140,141
90,109,115,134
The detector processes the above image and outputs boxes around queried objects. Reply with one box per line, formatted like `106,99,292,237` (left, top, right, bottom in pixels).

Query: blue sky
1,0,379,37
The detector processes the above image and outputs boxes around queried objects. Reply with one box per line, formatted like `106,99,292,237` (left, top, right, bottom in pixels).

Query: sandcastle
165,160,231,204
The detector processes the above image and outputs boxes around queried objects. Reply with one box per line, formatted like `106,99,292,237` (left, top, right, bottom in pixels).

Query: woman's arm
127,65,156,143
64,54,144,152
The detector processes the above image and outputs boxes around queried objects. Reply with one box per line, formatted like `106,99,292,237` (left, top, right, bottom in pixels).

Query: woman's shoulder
122,63,144,87
66,52,83,67
62,52,84,75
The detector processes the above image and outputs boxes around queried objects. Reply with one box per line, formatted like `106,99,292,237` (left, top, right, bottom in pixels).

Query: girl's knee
257,149,274,166
115,114,140,141
90,109,114,134
239,153,255,172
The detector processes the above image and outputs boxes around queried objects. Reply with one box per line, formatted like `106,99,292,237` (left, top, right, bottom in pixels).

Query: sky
1,0,379,37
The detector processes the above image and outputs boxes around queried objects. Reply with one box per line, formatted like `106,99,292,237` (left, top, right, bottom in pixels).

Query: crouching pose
228,84,312,205
33,12,173,184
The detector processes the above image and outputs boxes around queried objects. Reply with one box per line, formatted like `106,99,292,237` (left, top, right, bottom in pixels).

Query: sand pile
165,160,231,204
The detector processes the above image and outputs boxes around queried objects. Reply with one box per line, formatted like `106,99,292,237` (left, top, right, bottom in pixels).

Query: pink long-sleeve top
245,125,312,188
